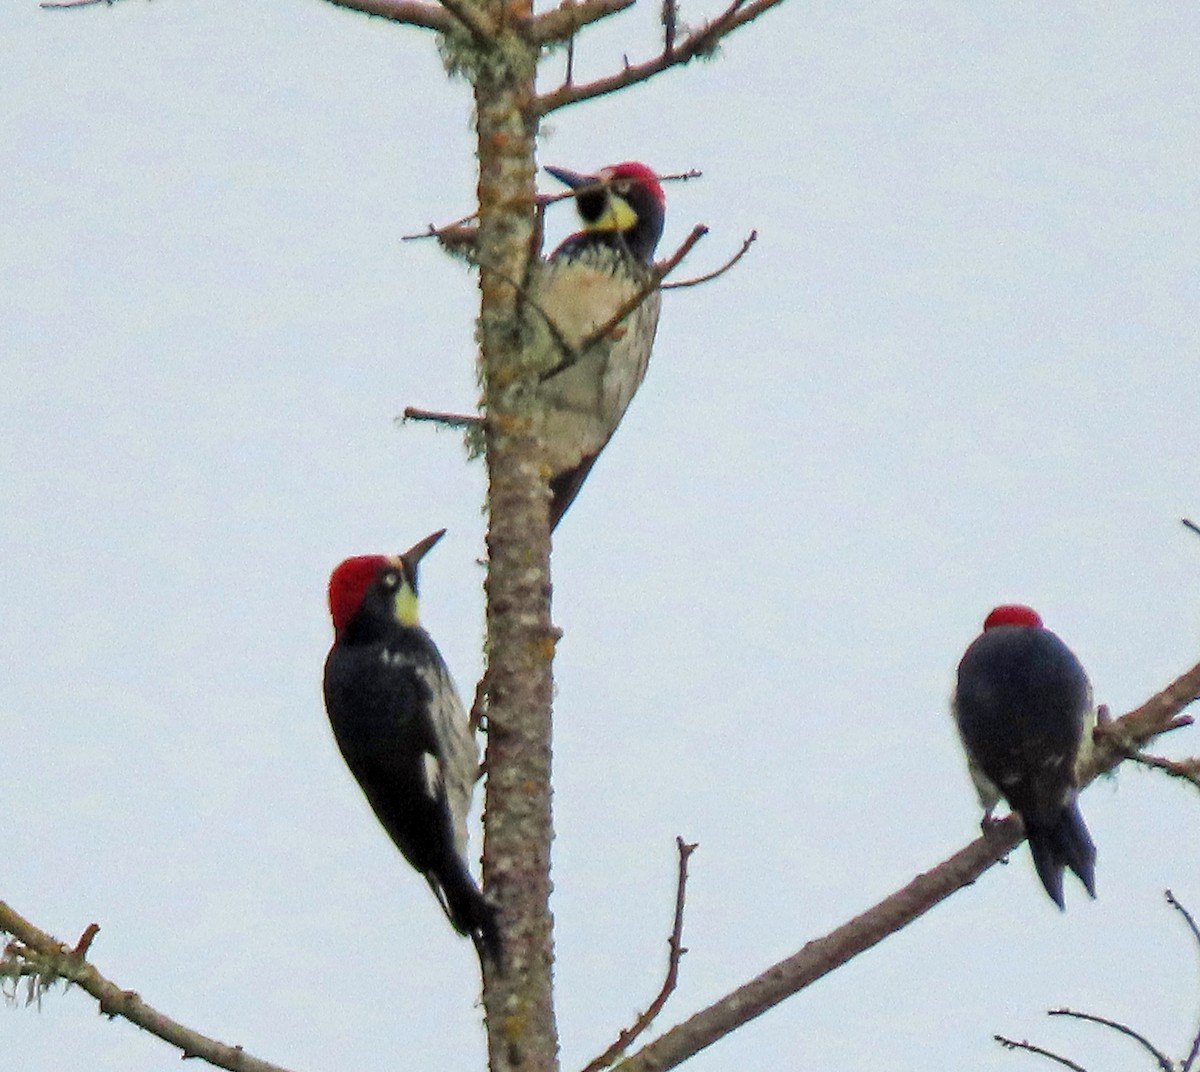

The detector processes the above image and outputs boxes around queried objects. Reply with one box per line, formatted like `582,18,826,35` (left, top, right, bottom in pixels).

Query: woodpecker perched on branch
532,160,666,529
322,530,499,962
953,604,1098,909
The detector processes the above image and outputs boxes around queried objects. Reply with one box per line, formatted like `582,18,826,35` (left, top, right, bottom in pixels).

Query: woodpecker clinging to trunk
953,604,1097,909
531,161,667,530
322,530,499,962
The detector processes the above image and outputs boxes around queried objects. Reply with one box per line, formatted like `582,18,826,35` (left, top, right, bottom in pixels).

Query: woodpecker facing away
322,530,499,962
532,161,667,530
953,604,1097,909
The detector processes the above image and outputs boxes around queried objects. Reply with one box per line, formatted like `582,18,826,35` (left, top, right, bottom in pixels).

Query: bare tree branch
611,657,1200,1072
998,892,1200,1071
581,838,697,1072
1048,1009,1176,1072
535,0,788,114
1120,749,1200,792
613,823,1027,1072
1082,660,1200,779
994,1035,1090,1072
322,0,498,37
662,230,757,289
1183,518,1200,538
531,0,636,44
1166,891,1200,1072
321,0,454,32
0,902,296,1072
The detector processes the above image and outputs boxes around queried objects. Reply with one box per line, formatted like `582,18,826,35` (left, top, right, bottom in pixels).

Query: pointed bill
544,165,596,190
400,528,447,574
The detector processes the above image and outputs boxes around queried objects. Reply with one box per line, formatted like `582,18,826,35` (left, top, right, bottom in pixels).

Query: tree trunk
471,15,560,1072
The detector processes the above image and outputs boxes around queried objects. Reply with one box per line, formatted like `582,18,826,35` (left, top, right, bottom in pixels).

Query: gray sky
4,2,1199,1070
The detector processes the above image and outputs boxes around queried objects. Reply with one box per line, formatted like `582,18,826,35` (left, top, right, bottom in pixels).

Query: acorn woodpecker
322,530,500,961
953,604,1097,909
532,161,667,529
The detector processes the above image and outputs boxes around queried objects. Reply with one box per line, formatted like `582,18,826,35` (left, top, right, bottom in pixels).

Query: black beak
400,528,447,574
544,165,597,192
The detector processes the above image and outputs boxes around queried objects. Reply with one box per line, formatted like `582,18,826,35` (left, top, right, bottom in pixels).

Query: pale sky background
4,2,1200,1071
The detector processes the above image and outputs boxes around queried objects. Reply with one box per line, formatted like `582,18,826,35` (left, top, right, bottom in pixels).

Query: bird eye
614,180,631,196
381,571,398,589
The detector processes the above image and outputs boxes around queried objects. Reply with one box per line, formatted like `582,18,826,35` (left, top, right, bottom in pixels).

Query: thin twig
1183,518,1200,538
1122,750,1200,792
536,0,787,114
1167,890,1200,952
611,658,1200,1072
994,1035,1089,1072
1166,891,1200,1072
1095,717,1200,791
1186,1022,1200,1072
72,923,101,958
401,406,482,429
402,217,480,243
560,224,707,366
1004,893,1200,1071
0,902,295,1072
540,169,702,213
661,0,678,55
662,230,757,289
401,171,701,245
581,838,697,1072
1048,1009,1176,1072
41,0,123,8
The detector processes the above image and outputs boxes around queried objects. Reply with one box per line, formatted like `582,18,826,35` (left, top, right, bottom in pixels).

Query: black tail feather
427,860,503,968
549,452,600,532
1026,800,1096,909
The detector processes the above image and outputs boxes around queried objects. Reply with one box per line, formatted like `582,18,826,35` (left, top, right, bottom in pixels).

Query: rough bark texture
469,8,560,1072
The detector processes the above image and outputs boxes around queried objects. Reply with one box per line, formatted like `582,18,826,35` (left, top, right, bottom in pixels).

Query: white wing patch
1074,685,1097,784
966,754,1002,814
421,751,442,803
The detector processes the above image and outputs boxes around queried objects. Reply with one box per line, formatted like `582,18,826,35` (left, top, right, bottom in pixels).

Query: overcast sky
4,2,1199,1070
